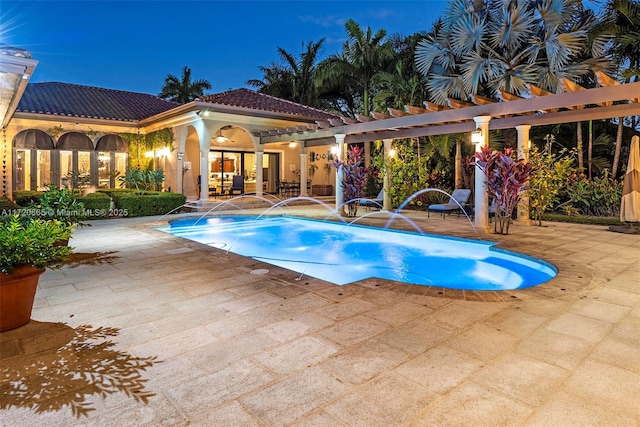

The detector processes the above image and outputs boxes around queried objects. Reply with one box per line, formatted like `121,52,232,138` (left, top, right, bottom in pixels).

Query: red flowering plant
332,145,370,217
475,146,532,234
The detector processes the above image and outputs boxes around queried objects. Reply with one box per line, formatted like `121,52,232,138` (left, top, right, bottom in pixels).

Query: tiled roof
198,88,338,120
16,82,180,122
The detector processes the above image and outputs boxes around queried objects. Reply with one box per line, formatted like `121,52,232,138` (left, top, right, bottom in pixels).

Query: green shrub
78,192,112,219
563,172,622,217
542,213,623,226
113,192,186,217
0,196,19,213
13,190,44,207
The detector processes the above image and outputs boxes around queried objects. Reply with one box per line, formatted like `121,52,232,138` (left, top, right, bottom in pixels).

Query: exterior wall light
471,129,483,144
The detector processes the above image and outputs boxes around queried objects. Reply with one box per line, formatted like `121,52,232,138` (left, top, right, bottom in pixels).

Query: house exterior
0,45,339,203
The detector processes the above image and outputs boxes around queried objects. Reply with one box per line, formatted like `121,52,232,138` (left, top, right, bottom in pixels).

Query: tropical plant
27,185,87,227
332,145,370,216
159,66,211,103
415,0,613,105
247,39,326,108
475,146,532,234
563,171,623,216
0,215,73,274
317,19,393,116
527,147,576,225
118,168,165,195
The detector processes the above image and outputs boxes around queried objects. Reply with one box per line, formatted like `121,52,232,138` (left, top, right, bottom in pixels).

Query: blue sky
1,1,447,96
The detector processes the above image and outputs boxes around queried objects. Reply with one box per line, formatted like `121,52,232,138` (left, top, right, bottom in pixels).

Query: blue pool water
159,216,557,291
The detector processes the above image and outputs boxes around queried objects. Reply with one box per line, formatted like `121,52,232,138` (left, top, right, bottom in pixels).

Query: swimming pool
159,216,557,291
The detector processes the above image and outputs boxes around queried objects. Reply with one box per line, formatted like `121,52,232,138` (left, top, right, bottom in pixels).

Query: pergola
254,73,640,232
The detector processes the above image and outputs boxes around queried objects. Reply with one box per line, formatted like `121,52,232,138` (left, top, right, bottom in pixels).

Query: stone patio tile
142,354,208,390
610,314,640,345
314,297,377,321
128,326,217,359
544,312,613,343
588,287,640,308
186,330,278,373
401,293,452,309
258,312,334,343
94,304,183,330
473,353,567,407
165,358,276,415
204,306,283,340
214,291,283,314
169,289,236,313
395,346,484,394
482,306,547,337
188,401,265,426
68,394,187,427
408,382,532,427
426,301,490,329
327,372,437,427
241,366,348,427
374,317,453,355
253,335,339,376
126,289,196,310
446,322,519,361
607,276,640,294
319,340,410,385
317,314,390,347
269,292,332,316
44,284,115,306
563,359,640,418
591,337,640,374
291,410,347,426
365,300,433,327
516,328,594,370
568,298,632,323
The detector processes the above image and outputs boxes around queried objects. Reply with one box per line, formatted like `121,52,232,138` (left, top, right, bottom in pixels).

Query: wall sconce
157,147,171,157
289,141,297,148
177,152,184,160
388,148,396,158
471,129,483,144
330,144,339,156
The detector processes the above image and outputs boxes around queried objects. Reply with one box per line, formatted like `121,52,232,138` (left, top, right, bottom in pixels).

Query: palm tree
415,0,613,105
159,66,211,103
596,0,640,177
317,19,393,116
247,39,326,109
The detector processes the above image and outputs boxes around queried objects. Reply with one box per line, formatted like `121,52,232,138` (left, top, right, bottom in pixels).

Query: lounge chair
360,189,384,210
427,188,471,218
473,198,498,222
228,175,244,196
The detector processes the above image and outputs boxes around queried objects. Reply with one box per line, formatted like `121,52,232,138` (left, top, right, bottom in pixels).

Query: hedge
13,190,44,207
77,192,112,219
0,196,19,212
112,192,186,217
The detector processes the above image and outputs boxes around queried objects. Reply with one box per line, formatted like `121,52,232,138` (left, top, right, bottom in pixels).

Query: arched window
95,134,128,188
57,132,94,189
13,129,55,191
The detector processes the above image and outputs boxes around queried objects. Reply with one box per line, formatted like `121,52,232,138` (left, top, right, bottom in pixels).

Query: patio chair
228,175,244,196
360,189,384,210
427,188,472,218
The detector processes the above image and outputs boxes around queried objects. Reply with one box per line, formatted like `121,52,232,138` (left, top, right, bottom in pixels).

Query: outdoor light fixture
213,126,232,144
157,147,171,157
471,129,483,144
330,144,339,156
145,151,154,158
177,152,184,160
389,148,396,158
289,141,297,148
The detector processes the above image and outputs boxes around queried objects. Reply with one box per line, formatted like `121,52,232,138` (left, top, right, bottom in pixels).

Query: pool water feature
159,216,557,291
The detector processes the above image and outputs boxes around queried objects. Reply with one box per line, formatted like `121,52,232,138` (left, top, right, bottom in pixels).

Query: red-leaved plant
475,146,532,234
332,145,370,217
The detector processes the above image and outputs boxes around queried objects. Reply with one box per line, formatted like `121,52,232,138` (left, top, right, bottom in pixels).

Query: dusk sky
1,1,448,96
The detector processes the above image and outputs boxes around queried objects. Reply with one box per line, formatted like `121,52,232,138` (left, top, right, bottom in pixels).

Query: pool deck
1,205,639,426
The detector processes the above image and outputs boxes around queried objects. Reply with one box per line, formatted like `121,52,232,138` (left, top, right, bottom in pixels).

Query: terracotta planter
0,265,44,332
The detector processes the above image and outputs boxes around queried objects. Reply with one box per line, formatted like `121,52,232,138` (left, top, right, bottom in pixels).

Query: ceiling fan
213,125,234,144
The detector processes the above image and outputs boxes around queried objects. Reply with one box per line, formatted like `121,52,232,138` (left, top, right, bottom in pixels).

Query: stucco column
176,126,188,195
299,144,308,196
516,124,532,225
199,149,209,203
255,149,264,197
364,141,371,168
455,139,463,189
383,138,393,211
334,133,346,215
473,115,491,233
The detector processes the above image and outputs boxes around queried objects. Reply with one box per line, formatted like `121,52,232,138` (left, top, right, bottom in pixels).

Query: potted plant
0,215,74,331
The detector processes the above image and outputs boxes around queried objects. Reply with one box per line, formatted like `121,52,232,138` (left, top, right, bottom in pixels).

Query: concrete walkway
1,206,639,426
